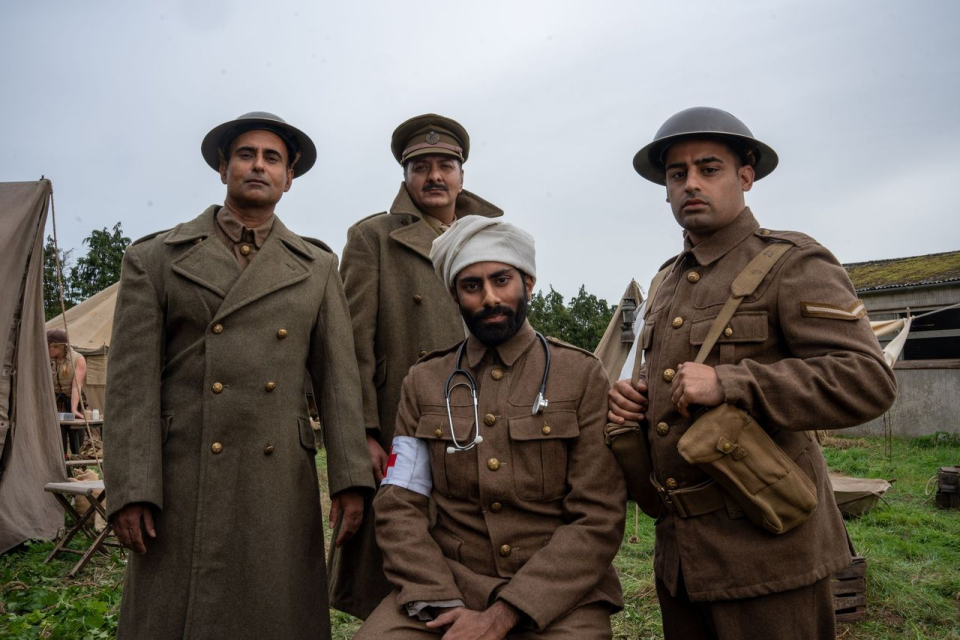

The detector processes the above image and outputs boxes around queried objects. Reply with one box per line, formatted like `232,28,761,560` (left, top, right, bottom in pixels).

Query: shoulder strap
643,266,672,320
694,243,791,365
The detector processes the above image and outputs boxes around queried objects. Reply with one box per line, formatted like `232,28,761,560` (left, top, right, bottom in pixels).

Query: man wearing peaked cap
330,115,504,619
104,112,374,639
357,216,627,638
608,107,896,638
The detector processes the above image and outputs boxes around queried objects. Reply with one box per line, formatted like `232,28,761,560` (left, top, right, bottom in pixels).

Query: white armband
381,436,432,497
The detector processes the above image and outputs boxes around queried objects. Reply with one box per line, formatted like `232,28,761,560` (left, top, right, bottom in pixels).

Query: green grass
3,436,959,638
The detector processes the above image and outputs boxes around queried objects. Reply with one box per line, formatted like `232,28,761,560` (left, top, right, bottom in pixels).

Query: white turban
430,216,536,288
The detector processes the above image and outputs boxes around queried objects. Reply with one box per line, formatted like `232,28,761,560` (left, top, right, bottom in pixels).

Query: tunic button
687,272,701,283
418,350,428,358
265,381,277,392
212,323,224,334
211,442,223,454
665,478,678,490
656,422,669,436
759,228,771,236
723,326,734,338
483,414,497,427
490,502,503,513
212,382,224,394
434,429,443,438
499,544,512,557
722,442,733,453
240,245,251,256
541,425,551,436
490,369,504,381
672,317,684,329
413,295,423,304
487,458,501,471
264,445,274,456
193,238,202,245
277,329,288,339
662,369,676,383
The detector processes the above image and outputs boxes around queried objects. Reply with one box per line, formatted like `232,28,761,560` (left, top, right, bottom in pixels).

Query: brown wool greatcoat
369,322,626,633
639,209,897,604
103,206,374,640
328,183,502,617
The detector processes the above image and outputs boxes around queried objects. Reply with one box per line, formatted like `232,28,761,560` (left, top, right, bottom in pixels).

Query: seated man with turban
357,217,627,639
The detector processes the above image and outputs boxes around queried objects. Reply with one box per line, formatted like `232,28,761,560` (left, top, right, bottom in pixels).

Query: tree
43,235,75,320
69,223,131,301
528,285,615,352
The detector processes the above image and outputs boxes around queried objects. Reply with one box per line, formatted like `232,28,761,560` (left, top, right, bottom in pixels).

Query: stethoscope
444,332,551,454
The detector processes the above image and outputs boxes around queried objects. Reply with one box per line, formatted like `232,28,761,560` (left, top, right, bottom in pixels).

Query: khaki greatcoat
639,209,896,625
328,183,502,617
103,207,374,640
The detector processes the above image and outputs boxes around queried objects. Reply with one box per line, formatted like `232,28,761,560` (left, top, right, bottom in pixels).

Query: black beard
461,296,527,347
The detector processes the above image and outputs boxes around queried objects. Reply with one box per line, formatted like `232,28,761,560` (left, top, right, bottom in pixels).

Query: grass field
2,435,958,639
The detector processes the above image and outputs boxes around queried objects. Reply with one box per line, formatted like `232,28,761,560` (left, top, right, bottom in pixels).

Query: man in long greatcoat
104,112,374,639
329,114,503,618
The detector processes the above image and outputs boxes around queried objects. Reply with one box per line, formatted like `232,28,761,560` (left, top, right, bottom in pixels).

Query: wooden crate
832,556,867,623
935,466,960,510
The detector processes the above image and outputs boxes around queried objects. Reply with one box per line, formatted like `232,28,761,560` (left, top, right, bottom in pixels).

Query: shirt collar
217,206,275,248
683,207,760,267
466,320,537,369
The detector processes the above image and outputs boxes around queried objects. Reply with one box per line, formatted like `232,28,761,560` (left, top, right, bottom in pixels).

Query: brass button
759,228,771,236
656,422,669,436
686,272,701,283
434,429,443,438
541,425,551,436
483,414,497,427
662,368,676,383
487,458,501,471
722,442,733,453
672,317,684,329
418,350,428,358
490,502,503,513
723,326,733,338
665,478,678,490
212,382,224,394
240,245,251,256
193,238,202,245
212,323,224,334
490,369,504,381
264,445,274,456
413,294,422,304
277,329,288,339
211,442,223,454
265,381,277,392
499,544,512,557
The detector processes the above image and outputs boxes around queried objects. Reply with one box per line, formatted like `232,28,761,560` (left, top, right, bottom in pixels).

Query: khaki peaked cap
201,111,317,177
391,113,470,164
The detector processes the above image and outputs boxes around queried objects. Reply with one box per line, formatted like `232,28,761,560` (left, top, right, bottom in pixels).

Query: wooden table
59,419,103,456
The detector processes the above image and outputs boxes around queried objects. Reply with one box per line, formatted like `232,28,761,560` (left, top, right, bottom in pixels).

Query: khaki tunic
329,183,503,617
370,322,626,632
639,208,896,603
103,206,374,640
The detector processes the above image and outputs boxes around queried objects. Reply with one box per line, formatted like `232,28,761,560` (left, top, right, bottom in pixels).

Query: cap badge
425,131,440,144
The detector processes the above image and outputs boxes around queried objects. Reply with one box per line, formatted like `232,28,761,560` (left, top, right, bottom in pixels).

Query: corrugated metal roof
844,251,960,292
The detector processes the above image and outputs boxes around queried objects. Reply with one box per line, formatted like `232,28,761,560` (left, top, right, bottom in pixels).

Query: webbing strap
633,266,672,384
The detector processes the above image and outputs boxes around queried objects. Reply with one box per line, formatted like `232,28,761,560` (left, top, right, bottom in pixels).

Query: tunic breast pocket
507,411,579,501
689,311,768,364
415,411,478,500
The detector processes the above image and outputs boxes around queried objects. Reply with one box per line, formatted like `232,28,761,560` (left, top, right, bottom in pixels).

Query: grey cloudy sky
3,0,958,303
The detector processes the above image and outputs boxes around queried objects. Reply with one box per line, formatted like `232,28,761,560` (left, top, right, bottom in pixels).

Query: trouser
656,573,836,640
356,592,613,639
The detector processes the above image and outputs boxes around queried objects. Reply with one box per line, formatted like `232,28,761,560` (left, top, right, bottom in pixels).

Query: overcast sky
3,0,958,303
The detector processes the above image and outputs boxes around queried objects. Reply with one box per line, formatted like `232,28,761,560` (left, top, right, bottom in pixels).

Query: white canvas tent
0,180,67,553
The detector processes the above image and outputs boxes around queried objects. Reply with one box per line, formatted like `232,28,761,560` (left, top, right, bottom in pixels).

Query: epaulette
544,336,599,360
350,211,389,229
301,236,333,253
417,341,463,363
754,228,817,248
132,229,171,246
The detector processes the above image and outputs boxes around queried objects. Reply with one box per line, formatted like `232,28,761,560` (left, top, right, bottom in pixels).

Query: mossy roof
843,251,960,292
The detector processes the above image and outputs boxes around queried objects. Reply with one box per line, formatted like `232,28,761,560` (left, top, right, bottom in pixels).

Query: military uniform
104,206,374,640
329,182,503,617
357,321,626,637
639,208,896,636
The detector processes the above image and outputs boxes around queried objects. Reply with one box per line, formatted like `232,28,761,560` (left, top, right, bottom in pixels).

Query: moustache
473,305,514,321
422,183,448,193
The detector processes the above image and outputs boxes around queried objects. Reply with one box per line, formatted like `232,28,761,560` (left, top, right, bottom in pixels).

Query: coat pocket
690,311,768,364
415,411,478,500
298,416,318,452
432,526,464,563
508,411,579,501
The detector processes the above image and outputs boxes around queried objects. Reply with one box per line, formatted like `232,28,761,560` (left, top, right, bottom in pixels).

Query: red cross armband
381,436,432,497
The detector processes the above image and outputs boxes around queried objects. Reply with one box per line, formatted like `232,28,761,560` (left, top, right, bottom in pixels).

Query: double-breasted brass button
722,442,733,453
687,272,701,283
277,329,288,339
212,382,224,394
193,238,202,245
483,414,497,427
499,544,512,557
656,422,670,436
418,350,428,358
211,442,223,454
490,502,503,513
723,326,734,338
413,295,422,304
672,317,684,329
490,369,504,381
212,323,224,334
265,381,277,392
665,477,678,490
487,458,501,471
434,429,443,438
759,228,771,236
264,445,274,456
541,425,551,436
240,245,251,256
662,369,676,383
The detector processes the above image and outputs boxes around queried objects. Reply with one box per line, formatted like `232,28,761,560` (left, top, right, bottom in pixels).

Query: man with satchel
607,107,897,638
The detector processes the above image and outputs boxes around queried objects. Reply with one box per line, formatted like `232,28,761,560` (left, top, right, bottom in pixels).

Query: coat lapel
169,207,242,298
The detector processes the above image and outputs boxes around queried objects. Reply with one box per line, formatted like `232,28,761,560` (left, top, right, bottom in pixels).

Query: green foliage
43,236,75,321
70,223,130,302
528,285,616,351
